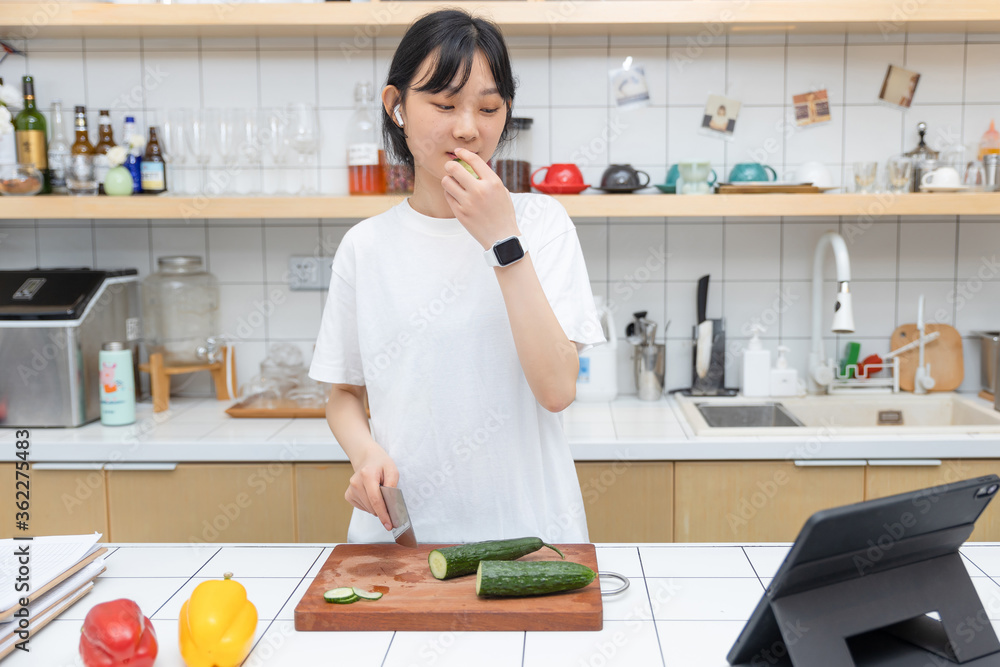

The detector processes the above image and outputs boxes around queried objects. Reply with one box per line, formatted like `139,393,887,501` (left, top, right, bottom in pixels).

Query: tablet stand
768,552,1000,666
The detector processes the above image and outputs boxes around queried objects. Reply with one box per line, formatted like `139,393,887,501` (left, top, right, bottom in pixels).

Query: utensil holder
691,319,726,395
633,343,665,400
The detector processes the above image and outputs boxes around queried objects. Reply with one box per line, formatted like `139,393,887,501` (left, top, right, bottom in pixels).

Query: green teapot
728,162,777,183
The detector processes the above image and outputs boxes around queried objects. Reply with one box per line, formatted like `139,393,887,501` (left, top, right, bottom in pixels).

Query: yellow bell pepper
178,572,258,667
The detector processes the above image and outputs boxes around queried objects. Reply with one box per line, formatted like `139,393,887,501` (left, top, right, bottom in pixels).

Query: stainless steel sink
696,402,805,428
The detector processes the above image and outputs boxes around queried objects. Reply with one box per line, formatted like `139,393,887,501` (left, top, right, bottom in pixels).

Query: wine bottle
68,105,97,196
94,109,115,194
141,126,167,194
347,81,385,195
48,100,70,194
14,75,51,194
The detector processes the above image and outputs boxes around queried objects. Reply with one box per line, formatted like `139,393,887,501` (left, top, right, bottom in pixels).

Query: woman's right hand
345,444,399,531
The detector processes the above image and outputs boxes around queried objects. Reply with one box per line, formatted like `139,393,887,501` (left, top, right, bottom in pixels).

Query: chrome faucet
808,232,856,394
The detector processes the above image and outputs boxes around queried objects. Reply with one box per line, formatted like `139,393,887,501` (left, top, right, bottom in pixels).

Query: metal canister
984,154,1000,192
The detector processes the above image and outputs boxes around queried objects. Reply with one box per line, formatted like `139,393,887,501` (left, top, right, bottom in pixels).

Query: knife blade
380,485,417,547
696,275,712,378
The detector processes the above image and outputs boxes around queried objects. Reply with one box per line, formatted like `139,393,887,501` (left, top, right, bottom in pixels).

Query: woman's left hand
442,147,520,250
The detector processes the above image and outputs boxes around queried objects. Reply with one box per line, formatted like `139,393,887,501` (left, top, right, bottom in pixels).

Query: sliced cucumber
352,587,384,601
428,537,565,580
324,587,359,604
476,560,596,597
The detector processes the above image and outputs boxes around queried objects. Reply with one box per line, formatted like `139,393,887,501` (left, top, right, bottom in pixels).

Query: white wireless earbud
393,106,403,127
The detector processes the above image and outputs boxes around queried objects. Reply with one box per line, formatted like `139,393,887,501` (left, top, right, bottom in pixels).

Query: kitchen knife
696,275,713,378
380,485,417,547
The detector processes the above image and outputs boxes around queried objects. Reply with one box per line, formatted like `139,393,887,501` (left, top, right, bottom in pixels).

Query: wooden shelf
2,1,1000,39
2,192,998,219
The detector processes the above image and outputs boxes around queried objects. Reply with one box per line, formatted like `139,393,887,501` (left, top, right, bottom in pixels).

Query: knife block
691,318,726,395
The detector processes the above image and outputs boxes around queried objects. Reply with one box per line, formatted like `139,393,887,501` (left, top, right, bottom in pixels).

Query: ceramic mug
600,164,651,190
792,161,832,188
531,163,585,188
676,162,718,195
921,166,962,189
729,162,778,183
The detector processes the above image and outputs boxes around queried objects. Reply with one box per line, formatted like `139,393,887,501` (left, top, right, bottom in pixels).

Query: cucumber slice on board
324,587,359,604
352,588,384,601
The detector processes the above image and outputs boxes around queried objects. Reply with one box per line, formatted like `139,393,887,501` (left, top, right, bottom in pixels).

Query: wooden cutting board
294,543,602,632
890,323,964,392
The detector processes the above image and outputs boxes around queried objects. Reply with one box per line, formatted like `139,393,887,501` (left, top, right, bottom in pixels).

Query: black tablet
728,474,1000,665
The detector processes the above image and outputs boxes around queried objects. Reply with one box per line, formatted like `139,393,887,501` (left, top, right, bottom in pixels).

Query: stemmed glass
186,109,212,196
162,108,189,195
263,108,292,195
288,103,319,195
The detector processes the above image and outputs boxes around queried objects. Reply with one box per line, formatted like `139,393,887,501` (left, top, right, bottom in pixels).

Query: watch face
494,237,524,266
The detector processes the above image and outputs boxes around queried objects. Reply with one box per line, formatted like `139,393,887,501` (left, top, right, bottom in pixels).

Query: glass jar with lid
494,117,533,193
141,256,220,366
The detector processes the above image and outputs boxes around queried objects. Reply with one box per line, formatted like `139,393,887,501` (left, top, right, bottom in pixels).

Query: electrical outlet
288,255,332,291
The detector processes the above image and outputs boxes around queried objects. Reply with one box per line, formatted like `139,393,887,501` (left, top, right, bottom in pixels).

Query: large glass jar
142,256,220,366
494,117,533,193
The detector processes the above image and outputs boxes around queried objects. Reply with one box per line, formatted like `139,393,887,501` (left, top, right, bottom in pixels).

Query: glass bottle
495,117,533,193
122,115,142,194
141,256,220,366
0,77,17,169
141,126,167,194
47,100,70,194
979,120,1000,161
347,81,385,195
14,75,51,194
67,105,97,196
94,109,115,194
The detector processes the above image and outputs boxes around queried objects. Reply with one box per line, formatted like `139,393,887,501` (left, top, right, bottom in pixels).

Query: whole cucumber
428,537,564,580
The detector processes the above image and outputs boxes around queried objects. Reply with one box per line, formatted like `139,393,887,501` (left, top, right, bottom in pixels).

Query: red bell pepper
79,598,158,667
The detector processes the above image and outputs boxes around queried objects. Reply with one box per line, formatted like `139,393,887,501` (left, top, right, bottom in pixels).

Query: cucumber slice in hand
352,587,384,601
324,587,359,604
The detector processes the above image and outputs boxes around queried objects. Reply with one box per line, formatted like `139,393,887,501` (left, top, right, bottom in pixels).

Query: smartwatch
483,235,527,267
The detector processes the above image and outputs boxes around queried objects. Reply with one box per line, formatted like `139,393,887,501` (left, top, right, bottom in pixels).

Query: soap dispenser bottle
770,345,800,397
741,325,771,397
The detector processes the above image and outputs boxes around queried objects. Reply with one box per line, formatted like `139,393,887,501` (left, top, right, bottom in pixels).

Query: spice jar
494,117,533,193
141,256,220,366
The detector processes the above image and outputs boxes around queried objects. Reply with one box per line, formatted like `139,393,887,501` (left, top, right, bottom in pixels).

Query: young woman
308,9,605,544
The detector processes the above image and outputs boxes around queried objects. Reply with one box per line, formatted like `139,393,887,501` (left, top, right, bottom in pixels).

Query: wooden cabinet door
675,461,866,542
576,461,672,543
865,460,1000,542
107,463,295,543
0,464,108,540
295,463,355,543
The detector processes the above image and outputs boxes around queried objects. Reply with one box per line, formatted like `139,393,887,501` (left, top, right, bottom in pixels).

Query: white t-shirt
308,193,606,544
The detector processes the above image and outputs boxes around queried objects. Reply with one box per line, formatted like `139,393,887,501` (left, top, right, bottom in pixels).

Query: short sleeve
308,236,366,386
530,202,607,354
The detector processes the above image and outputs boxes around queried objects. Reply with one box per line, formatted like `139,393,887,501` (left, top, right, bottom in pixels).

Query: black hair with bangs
382,9,516,169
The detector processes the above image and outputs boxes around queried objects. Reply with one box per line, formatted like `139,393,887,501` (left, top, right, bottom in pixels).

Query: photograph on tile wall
793,89,832,127
878,64,921,109
609,57,650,110
700,94,741,139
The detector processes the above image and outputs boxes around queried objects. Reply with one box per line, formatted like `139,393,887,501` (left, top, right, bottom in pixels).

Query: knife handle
697,275,709,323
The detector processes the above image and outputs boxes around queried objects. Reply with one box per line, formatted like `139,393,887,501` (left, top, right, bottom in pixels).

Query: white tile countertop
2,395,1000,464
11,541,1000,667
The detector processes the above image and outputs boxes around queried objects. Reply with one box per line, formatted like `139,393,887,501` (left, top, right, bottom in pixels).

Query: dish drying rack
828,357,901,394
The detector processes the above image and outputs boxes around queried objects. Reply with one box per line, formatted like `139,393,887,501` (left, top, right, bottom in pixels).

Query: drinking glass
263,108,292,195
162,108,189,195
964,160,986,190
886,155,912,195
235,109,262,195
210,108,239,195
288,102,319,195
852,161,878,194
186,109,212,196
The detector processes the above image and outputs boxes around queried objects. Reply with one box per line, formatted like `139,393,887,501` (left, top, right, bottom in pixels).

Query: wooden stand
138,347,236,413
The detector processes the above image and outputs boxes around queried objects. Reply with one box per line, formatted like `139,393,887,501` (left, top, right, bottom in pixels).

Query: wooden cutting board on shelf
294,543,601,632
890,323,964,392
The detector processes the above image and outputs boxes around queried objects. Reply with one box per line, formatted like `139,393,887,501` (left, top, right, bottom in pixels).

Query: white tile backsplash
12,33,1000,397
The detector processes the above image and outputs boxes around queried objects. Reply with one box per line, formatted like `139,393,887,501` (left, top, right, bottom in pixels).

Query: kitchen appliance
626,311,665,400
294,542,602,631
0,268,141,427
379,485,416,547
972,331,999,395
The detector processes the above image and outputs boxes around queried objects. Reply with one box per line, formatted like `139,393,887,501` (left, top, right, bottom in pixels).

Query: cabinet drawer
576,461,672,543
